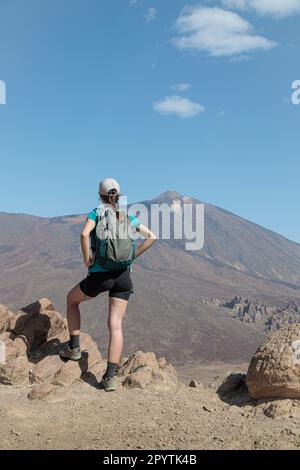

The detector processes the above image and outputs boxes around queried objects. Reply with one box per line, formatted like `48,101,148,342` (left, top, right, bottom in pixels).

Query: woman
59,178,156,392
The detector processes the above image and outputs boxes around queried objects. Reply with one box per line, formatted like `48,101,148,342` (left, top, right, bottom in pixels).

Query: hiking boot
99,376,117,392
59,342,82,361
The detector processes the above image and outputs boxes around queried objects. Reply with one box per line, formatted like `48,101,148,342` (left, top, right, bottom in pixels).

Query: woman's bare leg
67,284,92,336
107,297,128,363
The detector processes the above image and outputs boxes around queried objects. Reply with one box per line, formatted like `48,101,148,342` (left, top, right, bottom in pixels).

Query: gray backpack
91,207,136,270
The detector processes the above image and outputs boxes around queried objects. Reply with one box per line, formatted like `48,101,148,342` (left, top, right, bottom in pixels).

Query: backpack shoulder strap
90,208,100,252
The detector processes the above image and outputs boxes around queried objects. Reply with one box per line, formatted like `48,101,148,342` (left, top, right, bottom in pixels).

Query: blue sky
0,0,299,242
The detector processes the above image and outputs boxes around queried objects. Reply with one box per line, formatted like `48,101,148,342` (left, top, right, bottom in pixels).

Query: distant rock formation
246,323,300,400
199,298,221,308
265,301,300,332
224,296,300,332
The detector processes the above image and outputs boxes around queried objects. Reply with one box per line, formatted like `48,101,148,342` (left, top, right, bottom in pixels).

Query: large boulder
9,298,68,348
247,324,300,400
117,351,178,391
0,299,103,397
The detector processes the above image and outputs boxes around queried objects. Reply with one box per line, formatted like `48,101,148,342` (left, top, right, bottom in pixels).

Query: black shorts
79,268,133,301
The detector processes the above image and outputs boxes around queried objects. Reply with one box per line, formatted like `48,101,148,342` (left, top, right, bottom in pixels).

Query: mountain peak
154,189,182,200
150,189,196,204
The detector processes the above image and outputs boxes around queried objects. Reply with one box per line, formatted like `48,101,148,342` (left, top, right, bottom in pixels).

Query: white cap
99,178,121,195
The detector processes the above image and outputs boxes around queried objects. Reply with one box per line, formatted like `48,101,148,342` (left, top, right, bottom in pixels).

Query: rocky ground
1,298,300,451
1,369,300,450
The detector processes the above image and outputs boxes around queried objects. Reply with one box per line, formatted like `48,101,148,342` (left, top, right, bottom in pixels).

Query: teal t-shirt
86,207,141,273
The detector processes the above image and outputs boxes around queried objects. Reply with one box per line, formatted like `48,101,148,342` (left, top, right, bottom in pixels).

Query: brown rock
9,300,67,348
123,366,153,389
157,357,167,368
0,355,29,386
80,332,103,371
0,331,12,342
52,333,102,387
52,359,84,387
151,370,178,391
0,332,15,357
118,351,159,376
28,332,102,396
47,312,68,342
189,380,203,388
21,298,55,315
30,355,62,384
28,382,56,400
0,304,13,333
164,363,178,379
4,336,27,362
263,400,300,419
216,373,246,396
118,350,178,390
247,324,300,399
0,298,103,399
153,365,178,390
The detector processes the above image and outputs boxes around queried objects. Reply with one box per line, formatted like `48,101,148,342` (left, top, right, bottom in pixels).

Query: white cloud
172,6,276,57
145,7,157,23
221,0,300,17
171,83,191,92
221,0,247,9
252,0,300,16
153,95,205,118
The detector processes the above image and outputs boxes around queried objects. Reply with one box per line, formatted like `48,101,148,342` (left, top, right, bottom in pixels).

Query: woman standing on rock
59,178,156,391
